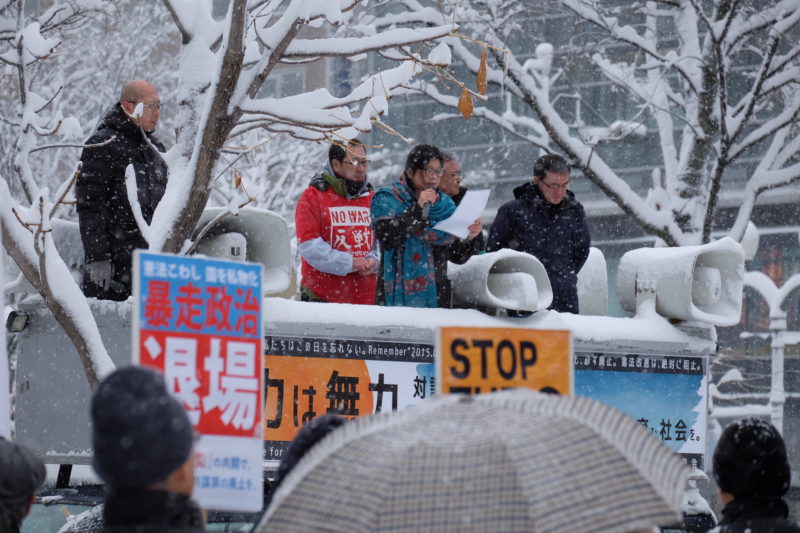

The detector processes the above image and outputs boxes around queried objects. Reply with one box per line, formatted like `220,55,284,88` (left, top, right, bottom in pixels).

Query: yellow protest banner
263,355,374,444
436,327,572,395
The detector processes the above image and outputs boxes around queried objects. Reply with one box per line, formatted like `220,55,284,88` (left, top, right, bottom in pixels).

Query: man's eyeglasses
423,166,445,177
342,158,369,168
540,180,569,191
446,171,462,179
128,101,161,111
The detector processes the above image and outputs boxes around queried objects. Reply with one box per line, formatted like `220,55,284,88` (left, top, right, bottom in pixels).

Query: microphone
421,186,434,220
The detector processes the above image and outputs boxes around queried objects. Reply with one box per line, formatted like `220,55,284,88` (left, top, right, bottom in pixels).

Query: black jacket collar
719,498,790,525
512,181,579,210
103,488,205,531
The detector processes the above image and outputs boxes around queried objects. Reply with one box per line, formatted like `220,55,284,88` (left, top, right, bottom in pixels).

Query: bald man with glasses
76,79,168,301
486,154,590,314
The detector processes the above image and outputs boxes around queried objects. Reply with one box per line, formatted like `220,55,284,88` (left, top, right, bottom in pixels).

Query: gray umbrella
257,389,690,533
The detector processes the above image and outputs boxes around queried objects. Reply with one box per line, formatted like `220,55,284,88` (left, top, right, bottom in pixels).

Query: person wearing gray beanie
0,437,45,533
91,365,205,532
712,417,800,532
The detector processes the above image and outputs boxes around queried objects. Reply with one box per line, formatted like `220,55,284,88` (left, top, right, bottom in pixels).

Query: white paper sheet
433,189,491,239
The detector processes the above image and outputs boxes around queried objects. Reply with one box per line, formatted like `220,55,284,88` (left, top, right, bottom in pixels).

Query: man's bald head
119,80,156,103
119,80,161,133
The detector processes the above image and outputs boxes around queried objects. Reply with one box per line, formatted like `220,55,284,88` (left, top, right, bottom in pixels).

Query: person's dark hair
405,144,444,174
533,154,569,179
713,417,791,501
0,501,28,532
440,151,456,165
273,415,346,485
329,138,365,165
265,415,347,510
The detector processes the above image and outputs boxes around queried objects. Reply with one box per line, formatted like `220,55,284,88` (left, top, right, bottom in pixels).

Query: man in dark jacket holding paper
486,154,590,313
76,80,168,301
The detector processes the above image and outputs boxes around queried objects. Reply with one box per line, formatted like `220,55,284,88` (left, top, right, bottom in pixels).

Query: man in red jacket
295,139,378,304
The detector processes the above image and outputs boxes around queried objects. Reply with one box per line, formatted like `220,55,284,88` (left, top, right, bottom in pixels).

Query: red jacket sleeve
295,187,323,244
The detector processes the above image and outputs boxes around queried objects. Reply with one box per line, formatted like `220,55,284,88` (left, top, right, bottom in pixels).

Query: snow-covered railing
709,272,800,434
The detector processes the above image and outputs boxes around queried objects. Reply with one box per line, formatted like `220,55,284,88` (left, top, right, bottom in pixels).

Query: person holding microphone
371,144,482,308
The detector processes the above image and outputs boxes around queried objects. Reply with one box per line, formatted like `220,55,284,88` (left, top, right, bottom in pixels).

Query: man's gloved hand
88,260,113,291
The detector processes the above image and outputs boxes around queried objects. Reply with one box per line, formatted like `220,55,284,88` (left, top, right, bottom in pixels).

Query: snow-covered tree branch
2,0,455,387
153,0,455,254
1,0,115,387
400,0,800,247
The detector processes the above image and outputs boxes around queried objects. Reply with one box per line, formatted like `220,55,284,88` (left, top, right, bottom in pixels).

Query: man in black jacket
486,154,590,313
76,80,168,300
711,418,800,533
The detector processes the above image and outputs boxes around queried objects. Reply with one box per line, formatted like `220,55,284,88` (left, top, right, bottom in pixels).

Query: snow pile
263,298,716,353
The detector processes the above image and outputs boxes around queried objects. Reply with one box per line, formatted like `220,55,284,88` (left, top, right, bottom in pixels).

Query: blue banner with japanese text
133,251,264,512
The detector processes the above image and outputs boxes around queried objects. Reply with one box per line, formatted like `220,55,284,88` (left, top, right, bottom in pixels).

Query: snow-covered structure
6,217,745,530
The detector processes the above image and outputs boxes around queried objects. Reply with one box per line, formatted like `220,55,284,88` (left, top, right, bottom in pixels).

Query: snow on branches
154,0,456,254
400,0,800,247
2,0,458,386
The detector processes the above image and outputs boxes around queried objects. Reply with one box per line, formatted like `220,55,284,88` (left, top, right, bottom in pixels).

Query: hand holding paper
466,218,483,239
433,189,491,239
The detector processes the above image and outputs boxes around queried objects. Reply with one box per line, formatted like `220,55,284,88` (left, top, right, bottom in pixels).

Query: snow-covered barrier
448,249,553,312
617,237,745,326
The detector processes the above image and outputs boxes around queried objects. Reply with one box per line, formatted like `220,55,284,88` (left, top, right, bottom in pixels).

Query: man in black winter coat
710,417,800,533
485,154,590,313
76,80,168,300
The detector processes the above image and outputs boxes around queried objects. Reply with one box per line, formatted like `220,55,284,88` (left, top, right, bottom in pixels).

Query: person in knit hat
0,437,45,533
712,417,800,532
91,365,205,532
